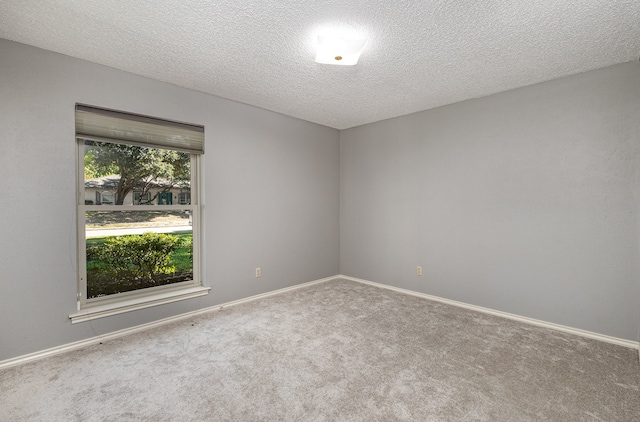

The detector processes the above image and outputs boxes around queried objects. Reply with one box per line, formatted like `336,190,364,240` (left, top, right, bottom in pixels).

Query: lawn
86,210,190,229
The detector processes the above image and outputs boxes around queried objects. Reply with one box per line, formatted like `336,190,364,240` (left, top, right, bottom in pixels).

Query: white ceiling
1,1,639,129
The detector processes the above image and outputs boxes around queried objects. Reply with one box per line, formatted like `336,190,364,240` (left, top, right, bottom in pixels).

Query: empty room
1,1,639,420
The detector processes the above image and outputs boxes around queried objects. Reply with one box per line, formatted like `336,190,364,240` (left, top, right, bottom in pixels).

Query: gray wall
341,62,640,341
1,38,638,362
0,39,340,361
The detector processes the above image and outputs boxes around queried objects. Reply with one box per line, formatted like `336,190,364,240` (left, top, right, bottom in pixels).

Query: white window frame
71,106,208,323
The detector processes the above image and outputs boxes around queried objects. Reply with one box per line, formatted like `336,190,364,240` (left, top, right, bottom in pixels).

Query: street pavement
86,225,192,238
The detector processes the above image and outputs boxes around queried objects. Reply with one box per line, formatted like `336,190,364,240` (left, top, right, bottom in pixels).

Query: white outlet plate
416,266,422,276
255,267,261,278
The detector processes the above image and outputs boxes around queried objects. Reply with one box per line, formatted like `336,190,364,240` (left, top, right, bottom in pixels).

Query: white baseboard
339,275,640,351
211,275,335,310
0,275,337,370
3,274,637,370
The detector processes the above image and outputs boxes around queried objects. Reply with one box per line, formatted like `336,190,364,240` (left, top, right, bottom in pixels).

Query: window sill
69,286,211,324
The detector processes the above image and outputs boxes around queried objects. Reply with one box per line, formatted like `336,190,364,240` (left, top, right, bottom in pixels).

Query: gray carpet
1,279,639,421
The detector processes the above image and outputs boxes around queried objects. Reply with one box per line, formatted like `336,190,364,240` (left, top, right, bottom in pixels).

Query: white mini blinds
75,104,204,154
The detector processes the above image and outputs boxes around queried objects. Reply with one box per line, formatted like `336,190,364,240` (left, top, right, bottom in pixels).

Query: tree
85,141,190,205
84,150,118,179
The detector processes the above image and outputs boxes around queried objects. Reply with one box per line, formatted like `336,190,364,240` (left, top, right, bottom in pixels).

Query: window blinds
75,104,204,154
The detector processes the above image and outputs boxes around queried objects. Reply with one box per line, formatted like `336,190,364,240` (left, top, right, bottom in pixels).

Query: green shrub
183,236,193,260
97,232,182,282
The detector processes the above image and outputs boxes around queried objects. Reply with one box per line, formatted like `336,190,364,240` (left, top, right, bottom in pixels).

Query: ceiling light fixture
315,34,366,66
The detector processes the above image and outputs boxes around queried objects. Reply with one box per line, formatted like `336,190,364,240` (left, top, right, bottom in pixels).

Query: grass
86,210,190,229
166,232,192,271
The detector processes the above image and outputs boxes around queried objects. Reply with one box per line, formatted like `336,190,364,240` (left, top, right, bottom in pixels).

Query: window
133,191,151,204
72,104,208,322
101,191,114,205
178,192,191,205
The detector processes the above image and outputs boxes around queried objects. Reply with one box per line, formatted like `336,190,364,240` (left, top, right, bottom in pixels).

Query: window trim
77,149,202,311
74,115,205,321
69,285,210,324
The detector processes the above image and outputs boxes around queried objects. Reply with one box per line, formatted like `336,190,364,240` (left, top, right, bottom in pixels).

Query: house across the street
84,175,190,205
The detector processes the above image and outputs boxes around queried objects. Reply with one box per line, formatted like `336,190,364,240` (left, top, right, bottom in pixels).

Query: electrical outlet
255,267,261,278
416,266,422,276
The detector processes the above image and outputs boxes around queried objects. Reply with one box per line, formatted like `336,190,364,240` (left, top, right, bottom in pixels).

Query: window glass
133,191,152,204
85,210,193,298
83,141,190,206
178,192,191,205
79,139,199,305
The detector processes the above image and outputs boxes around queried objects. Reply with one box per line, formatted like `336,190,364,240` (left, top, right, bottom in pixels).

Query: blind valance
75,104,204,154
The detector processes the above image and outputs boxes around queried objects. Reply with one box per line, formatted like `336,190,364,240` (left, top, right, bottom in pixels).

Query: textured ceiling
1,1,639,129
